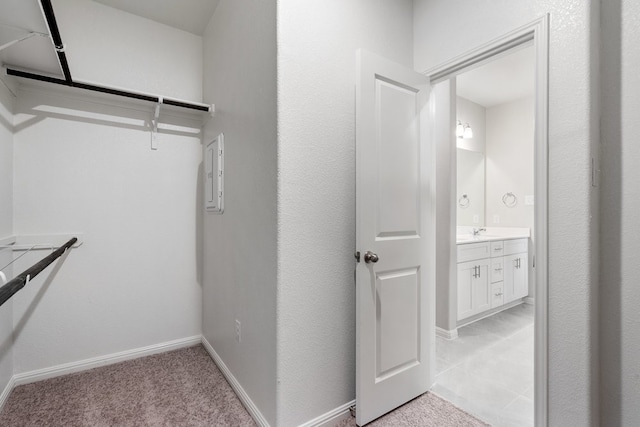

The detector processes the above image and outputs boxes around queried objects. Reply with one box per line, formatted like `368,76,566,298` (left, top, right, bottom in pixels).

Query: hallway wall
202,0,278,425
0,78,15,405
414,1,601,425
600,0,640,424
9,3,203,375
276,0,414,425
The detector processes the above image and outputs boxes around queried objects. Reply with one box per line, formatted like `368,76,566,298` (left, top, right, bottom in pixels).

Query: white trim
297,400,356,427
424,15,549,427
457,299,525,328
201,336,271,427
436,327,458,340
524,297,535,305
0,375,15,413
13,335,202,387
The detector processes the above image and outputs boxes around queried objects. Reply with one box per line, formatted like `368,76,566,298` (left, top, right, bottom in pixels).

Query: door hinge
349,405,356,417
354,251,360,263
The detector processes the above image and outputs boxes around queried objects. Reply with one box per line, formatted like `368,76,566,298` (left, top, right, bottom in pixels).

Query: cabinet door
457,262,474,320
504,253,528,303
514,253,529,299
473,262,491,313
457,259,490,320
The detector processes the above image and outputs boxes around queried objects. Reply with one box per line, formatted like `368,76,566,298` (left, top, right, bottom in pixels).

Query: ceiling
457,45,535,108
93,0,220,35
0,0,220,82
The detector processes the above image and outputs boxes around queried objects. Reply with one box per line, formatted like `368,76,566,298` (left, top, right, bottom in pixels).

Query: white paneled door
355,50,434,426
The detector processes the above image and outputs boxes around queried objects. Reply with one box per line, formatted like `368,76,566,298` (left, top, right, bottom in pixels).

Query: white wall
485,97,534,230
10,3,203,374
456,96,486,227
600,0,640,424
202,0,277,425
276,1,413,425
415,1,600,425
54,0,203,101
0,79,15,403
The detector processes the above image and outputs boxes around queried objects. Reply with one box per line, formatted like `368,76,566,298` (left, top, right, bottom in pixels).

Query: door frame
423,15,549,427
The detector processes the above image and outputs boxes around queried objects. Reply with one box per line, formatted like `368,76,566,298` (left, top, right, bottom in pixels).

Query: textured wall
0,78,15,405
276,1,414,425
10,3,203,374
202,0,278,424
12,89,203,374
600,0,640,424
414,1,600,425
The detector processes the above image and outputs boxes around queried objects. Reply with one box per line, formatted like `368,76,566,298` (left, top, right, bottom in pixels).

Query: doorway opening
426,16,549,427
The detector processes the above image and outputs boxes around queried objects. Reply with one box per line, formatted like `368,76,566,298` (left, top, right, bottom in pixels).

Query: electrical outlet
493,214,500,224
235,319,241,343
473,214,479,224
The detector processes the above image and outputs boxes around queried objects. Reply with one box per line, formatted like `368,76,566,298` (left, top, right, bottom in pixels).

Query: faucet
472,227,486,236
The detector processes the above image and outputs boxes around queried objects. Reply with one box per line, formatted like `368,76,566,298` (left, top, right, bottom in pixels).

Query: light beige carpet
0,345,255,426
0,345,488,427
335,392,490,427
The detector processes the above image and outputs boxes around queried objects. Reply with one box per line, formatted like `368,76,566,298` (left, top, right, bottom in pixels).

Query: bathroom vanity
456,234,529,322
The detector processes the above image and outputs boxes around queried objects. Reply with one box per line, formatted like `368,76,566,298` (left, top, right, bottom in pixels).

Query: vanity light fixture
456,120,473,139
456,120,465,138
463,123,473,139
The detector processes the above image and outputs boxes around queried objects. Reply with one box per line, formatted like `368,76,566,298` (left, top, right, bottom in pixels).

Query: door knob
364,251,379,264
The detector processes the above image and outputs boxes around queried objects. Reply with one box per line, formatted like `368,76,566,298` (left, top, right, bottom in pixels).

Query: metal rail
0,237,77,307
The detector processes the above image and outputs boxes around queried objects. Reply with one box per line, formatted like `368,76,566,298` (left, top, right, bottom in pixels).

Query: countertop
456,227,530,245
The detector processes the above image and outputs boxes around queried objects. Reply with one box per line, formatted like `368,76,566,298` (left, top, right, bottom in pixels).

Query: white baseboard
298,400,356,427
13,335,202,387
436,327,458,340
0,375,15,413
524,297,535,305
201,336,271,427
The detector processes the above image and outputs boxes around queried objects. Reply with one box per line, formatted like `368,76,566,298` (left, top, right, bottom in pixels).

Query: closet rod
6,68,211,112
7,0,211,113
0,237,77,308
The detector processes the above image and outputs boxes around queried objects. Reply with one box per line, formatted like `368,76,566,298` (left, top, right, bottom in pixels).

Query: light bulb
463,123,473,139
456,120,464,138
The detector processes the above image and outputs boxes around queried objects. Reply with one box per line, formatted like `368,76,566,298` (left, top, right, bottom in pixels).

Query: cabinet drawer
457,242,490,263
503,238,528,256
490,241,504,257
491,282,504,308
491,258,504,283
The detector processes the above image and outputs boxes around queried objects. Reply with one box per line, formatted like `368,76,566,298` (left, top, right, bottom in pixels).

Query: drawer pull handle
494,268,502,272
494,248,502,251
494,292,503,297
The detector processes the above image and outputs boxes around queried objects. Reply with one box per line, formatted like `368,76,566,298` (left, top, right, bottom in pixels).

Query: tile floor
433,303,534,427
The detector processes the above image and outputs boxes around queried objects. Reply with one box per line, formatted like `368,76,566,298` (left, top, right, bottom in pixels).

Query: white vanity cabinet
457,258,491,320
457,237,528,321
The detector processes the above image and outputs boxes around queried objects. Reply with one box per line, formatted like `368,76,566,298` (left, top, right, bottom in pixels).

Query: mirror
457,148,484,226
